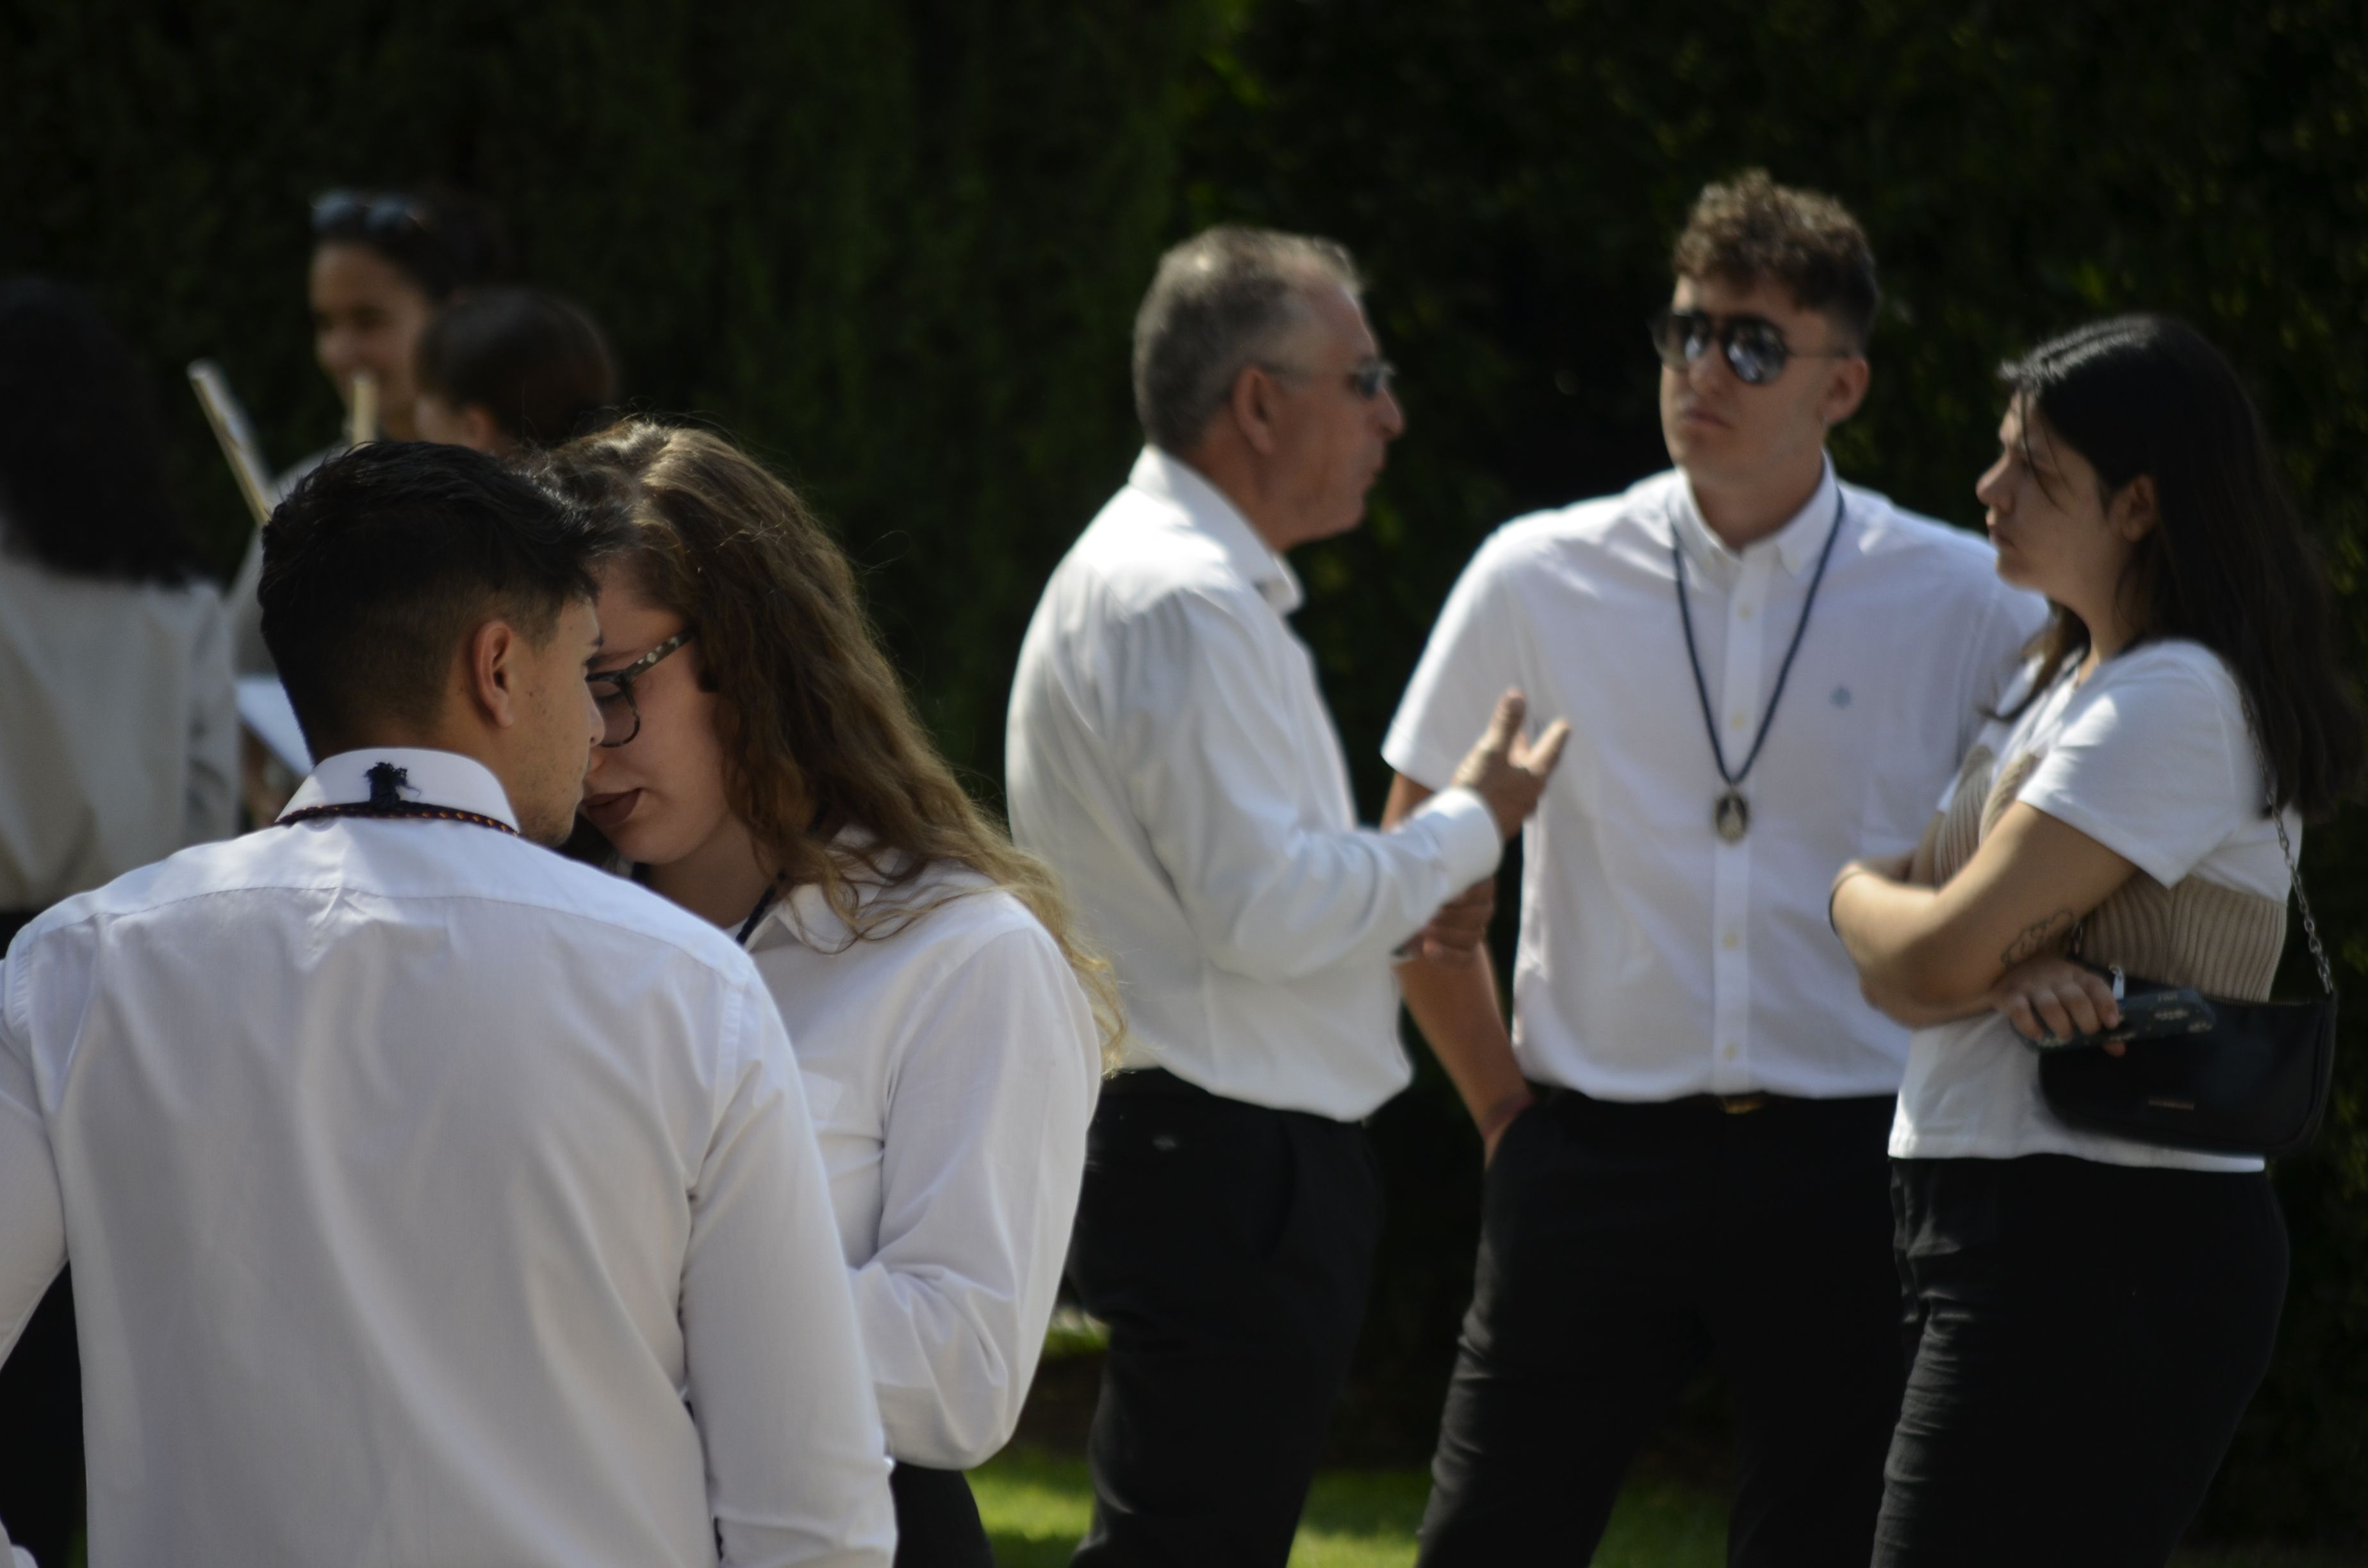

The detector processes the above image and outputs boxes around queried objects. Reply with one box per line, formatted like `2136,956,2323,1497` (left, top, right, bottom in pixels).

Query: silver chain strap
2269,803,2337,999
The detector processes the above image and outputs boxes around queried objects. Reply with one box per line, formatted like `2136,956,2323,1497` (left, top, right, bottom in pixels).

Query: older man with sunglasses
1382,173,2045,1565
1008,225,1566,1567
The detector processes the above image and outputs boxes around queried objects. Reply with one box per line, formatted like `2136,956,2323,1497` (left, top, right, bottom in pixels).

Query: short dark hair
1672,170,1879,347
260,442,628,755
416,288,619,448
0,277,206,584
1998,315,2363,820
1133,226,1361,453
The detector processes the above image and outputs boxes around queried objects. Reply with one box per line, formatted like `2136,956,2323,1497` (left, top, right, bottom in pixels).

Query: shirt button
1729,712,1747,728
1736,604,1754,621
1722,931,1740,950
1724,1044,1740,1061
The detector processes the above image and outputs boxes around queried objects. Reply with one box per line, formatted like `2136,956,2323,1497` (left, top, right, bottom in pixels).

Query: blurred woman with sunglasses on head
537,421,1112,1568
227,186,506,678
1832,316,2364,1564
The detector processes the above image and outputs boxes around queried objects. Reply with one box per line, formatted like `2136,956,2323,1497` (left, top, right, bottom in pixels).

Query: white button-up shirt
0,748,894,1568
1385,465,2045,1101
0,549,236,910
1007,448,1503,1121
745,854,1101,1469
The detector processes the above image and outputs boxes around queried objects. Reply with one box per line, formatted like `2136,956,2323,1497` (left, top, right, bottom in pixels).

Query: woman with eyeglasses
1830,316,2362,1564
536,421,1112,1568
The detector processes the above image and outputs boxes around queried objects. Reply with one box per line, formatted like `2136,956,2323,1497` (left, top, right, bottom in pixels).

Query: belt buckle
1716,1093,1770,1115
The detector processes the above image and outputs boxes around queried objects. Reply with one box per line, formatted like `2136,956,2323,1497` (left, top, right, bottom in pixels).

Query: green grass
970,1448,2365,1567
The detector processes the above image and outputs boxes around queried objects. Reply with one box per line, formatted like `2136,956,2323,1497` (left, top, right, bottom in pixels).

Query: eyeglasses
310,189,434,241
1262,358,1398,401
1648,308,1855,387
589,631,694,748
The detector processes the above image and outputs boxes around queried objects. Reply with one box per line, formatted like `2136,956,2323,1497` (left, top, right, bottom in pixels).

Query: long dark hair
0,278,206,583
1999,314,2362,821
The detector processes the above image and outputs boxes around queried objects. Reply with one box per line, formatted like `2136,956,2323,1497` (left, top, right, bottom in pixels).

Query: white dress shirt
1007,447,1504,1121
0,549,236,910
744,853,1101,1469
1385,464,2046,1101
0,748,894,1568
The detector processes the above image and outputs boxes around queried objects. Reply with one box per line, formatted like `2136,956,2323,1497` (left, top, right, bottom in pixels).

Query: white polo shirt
1385,464,2045,1102
1007,447,1504,1122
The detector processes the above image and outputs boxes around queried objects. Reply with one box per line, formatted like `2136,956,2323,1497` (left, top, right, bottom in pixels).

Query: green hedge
7,0,2365,1541
1182,0,2368,1540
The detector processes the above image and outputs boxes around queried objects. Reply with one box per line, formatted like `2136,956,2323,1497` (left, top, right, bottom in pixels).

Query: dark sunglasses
1648,308,1855,387
589,631,695,749
310,189,434,241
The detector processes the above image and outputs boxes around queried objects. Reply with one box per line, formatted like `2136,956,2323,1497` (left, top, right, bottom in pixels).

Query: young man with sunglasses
1008,225,1566,1567
1381,172,2044,1564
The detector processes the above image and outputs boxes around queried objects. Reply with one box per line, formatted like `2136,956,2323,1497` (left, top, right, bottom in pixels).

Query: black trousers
1874,1155,2287,1567
0,1270,78,1568
891,1463,992,1567
1418,1090,1902,1567
1067,1070,1382,1568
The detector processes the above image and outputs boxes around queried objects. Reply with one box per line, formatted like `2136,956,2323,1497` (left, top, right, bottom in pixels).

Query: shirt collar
1667,456,1843,580
741,827,891,953
1126,446,1304,614
279,747,522,831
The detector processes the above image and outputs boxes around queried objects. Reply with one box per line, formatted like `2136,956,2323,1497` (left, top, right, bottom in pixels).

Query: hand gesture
1450,689,1571,839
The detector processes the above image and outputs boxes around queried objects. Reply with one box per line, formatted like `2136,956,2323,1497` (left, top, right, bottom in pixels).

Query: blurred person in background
1833,317,2364,1565
416,286,618,455
1007,226,1564,1567
542,421,1107,1568
228,186,506,676
0,276,237,1568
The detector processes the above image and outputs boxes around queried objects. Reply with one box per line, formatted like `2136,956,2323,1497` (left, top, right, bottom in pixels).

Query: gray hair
1131,226,1362,454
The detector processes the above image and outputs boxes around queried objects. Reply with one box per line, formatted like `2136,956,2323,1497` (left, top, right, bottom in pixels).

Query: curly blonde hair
536,420,1122,1058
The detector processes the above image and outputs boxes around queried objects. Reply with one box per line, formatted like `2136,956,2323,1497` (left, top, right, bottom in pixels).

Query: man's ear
460,619,525,730
1820,354,1872,429
1226,362,1285,457
459,404,512,457
2114,473,2161,542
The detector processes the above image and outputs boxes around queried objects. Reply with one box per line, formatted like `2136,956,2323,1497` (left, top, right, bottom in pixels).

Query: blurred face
506,598,607,845
1658,273,1864,495
1975,396,2141,608
1263,281,1406,546
310,242,435,440
580,564,740,867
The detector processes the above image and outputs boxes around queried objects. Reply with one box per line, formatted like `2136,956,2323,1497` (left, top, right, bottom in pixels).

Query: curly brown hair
535,419,1122,1055
1672,169,1879,347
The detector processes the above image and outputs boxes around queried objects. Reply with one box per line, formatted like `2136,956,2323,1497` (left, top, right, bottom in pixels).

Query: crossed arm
1831,800,2143,1045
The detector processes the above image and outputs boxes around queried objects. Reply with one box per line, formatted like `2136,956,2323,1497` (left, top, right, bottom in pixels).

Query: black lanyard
736,878,784,947
278,762,520,837
1671,489,1847,842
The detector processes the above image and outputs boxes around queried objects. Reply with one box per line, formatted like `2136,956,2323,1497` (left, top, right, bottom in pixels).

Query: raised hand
1450,689,1572,839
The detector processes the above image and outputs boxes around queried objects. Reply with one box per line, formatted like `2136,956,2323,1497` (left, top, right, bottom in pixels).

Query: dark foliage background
5,0,2364,1541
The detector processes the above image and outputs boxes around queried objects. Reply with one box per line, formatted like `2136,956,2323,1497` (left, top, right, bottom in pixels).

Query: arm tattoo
2001,910,2076,967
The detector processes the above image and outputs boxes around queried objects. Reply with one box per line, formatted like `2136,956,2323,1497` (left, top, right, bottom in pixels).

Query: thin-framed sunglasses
589,631,695,748
1648,308,1855,387
310,189,434,241
1262,357,1398,401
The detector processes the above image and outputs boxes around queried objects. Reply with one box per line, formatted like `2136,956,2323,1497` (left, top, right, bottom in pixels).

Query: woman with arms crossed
538,422,1112,1568
1831,316,2362,1565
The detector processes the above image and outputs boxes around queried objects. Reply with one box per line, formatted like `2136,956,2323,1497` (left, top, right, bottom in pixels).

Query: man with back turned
1007,226,1566,1567
0,442,894,1567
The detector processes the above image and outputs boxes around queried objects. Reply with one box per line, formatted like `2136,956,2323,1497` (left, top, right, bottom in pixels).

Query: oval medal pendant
1714,790,1750,843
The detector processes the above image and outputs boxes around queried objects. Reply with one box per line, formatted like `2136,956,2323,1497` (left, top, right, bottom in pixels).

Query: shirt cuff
1411,785,1504,889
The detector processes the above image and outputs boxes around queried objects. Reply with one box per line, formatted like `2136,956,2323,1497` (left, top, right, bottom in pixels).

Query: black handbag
2037,806,2338,1160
